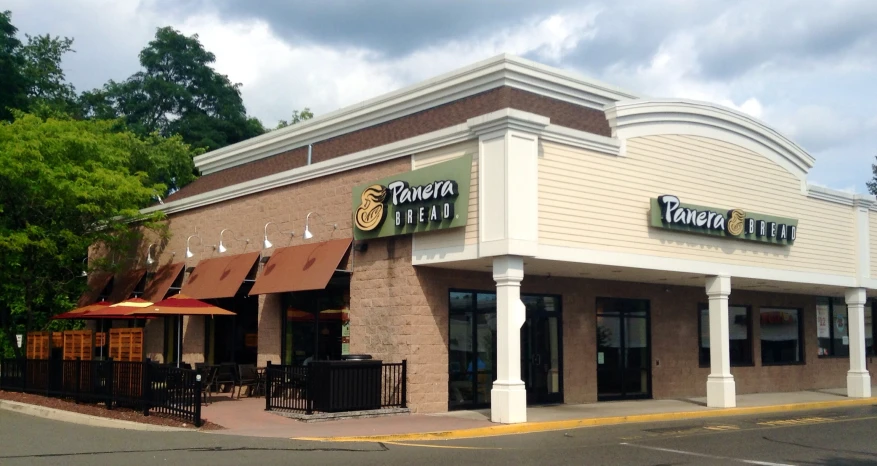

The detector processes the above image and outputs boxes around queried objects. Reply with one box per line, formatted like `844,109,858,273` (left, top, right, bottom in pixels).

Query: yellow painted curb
293,397,877,443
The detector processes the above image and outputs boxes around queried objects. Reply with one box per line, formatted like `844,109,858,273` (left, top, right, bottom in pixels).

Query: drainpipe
307,144,312,165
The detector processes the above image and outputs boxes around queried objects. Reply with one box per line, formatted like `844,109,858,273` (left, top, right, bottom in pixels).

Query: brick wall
143,155,414,371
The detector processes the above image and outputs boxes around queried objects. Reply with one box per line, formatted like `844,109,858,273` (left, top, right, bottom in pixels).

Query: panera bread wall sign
352,155,472,240
649,195,798,245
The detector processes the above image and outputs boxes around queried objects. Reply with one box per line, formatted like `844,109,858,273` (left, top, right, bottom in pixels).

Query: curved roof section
605,99,816,181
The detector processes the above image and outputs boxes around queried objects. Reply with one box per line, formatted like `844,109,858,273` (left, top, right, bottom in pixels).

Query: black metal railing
381,361,407,409
0,358,201,426
145,364,202,425
264,364,312,413
265,359,407,414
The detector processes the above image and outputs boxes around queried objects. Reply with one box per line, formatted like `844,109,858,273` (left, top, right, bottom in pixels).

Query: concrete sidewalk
200,387,877,440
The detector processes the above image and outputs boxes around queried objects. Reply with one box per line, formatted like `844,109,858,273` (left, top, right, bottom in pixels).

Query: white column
491,255,527,424
705,275,736,408
845,288,871,398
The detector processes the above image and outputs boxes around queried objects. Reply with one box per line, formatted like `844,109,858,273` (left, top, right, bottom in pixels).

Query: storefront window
698,305,752,366
448,290,560,409
282,275,349,365
869,300,876,357
760,307,803,365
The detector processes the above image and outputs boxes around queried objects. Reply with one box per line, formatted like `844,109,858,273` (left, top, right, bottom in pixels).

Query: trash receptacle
341,354,372,361
309,358,382,412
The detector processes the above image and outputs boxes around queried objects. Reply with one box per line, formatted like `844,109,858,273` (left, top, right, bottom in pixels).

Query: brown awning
250,238,352,295
142,262,185,302
182,252,260,299
77,272,113,307
107,268,147,303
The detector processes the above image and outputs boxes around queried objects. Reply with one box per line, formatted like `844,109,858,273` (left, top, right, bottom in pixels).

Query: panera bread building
111,55,875,423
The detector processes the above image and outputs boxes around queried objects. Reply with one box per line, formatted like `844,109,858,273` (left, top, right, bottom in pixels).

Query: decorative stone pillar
491,255,527,424
705,275,735,408
845,288,871,398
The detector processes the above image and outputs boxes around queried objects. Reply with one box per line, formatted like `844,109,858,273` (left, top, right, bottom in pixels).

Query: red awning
107,268,147,303
249,238,351,295
182,252,260,299
77,272,113,307
142,262,185,302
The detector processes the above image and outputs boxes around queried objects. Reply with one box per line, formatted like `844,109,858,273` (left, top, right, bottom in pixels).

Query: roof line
194,54,639,175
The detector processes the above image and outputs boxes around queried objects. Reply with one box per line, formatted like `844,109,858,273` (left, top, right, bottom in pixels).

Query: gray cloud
694,0,877,79
147,0,583,57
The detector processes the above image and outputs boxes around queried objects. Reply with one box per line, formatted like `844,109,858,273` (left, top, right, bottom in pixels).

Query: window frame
697,304,754,368
759,306,805,366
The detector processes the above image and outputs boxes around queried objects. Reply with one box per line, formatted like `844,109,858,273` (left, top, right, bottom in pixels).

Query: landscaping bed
0,390,224,430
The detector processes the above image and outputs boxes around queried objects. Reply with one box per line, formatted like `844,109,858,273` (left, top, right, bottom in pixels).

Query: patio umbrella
131,293,236,317
51,301,113,320
129,293,235,367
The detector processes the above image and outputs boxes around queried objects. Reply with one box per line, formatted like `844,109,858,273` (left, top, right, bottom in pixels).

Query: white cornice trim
467,108,550,135
541,124,620,156
606,99,815,183
807,185,877,208
195,54,639,175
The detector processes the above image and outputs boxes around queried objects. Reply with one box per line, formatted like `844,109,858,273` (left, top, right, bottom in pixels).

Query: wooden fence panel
26,332,51,359
62,331,93,360
109,328,143,362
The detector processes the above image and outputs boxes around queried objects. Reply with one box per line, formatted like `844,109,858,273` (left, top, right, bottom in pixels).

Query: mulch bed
0,390,224,430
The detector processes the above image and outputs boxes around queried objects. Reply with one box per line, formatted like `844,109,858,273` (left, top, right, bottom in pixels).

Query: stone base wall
351,246,862,412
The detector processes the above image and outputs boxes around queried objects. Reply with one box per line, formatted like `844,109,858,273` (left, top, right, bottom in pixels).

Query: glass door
596,298,651,401
521,296,563,405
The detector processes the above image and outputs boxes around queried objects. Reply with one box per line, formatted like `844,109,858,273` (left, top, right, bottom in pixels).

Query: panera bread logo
352,155,471,240
651,195,797,245
354,179,458,232
354,185,388,232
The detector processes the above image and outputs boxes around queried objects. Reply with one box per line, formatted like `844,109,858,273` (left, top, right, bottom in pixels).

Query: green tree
868,157,877,195
0,11,78,120
276,107,314,129
82,26,265,152
0,11,28,121
20,33,78,117
0,112,195,357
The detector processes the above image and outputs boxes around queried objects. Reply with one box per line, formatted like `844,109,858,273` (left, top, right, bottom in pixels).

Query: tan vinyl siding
411,140,479,250
539,135,856,276
870,211,877,278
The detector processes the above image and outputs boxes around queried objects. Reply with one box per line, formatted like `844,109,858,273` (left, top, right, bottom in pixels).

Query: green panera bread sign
649,195,798,245
352,155,472,240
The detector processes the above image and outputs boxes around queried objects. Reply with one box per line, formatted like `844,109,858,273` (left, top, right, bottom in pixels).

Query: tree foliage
276,107,314,129
81,26,266,151
0,11,78,120
0,11,28,121
868,158,877,195
20,33,78,117
0,113,195,356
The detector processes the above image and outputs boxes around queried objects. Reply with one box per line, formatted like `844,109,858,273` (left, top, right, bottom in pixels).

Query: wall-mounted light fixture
217,229,249,253
80,257,88,277
263,220,295,250
186,235,202,259
303,212,337,240
146,243,157,265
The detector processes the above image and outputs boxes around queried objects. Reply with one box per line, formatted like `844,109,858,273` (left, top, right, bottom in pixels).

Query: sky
6,0,876,193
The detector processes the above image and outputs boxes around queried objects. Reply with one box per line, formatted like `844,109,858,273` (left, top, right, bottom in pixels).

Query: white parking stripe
621,443,795,466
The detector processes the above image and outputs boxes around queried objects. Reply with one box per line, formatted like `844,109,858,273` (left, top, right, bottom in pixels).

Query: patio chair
214,363,236,395
199,366,218,405
236,364,258,399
